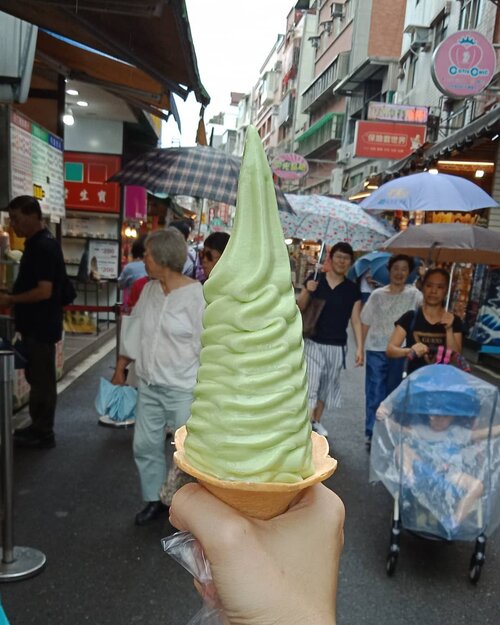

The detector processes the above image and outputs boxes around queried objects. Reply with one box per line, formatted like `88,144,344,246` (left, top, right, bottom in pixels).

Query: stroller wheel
386,553,398,576
468,563,482,584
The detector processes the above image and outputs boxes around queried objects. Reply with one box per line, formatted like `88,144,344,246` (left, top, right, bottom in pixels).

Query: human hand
306,280,318,293
440,311,454,330
0,292,13,307
411,342,428,358
111,369,126,386
170,483,343,625
355,348,364,367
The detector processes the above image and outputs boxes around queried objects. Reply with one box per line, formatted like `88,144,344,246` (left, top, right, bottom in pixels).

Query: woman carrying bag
112,228,205,526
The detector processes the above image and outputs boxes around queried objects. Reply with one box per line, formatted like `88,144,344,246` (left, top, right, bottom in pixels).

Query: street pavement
1,341,499,625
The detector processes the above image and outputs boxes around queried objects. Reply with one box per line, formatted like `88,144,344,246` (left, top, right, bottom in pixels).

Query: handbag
119,314,141,360
301,298,325,339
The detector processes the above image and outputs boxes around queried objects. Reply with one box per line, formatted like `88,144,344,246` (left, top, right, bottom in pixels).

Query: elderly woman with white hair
112,228,205,526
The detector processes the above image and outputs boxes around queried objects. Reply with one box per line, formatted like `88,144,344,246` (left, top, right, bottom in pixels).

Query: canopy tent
0,0,210,115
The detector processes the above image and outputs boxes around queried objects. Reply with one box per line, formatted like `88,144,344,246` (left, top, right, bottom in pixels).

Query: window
433,14,449,49
407,54,418,91
459,0,481,29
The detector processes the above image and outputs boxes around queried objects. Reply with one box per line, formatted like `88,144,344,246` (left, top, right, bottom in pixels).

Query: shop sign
64,153,121,213
367,102,428,124
124,185,147,220
431,30,496,97
10,110,65,219
271,153,309,180
354,121,426,159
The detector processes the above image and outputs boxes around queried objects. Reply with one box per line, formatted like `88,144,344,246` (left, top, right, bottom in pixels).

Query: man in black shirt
0,196,65,448
298,242,363,438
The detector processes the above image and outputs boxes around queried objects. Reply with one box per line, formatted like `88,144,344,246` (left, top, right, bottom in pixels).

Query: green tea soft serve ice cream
175,126,336,518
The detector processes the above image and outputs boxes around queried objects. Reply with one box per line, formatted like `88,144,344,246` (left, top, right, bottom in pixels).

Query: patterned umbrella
109,145,293,213
281,194,393,251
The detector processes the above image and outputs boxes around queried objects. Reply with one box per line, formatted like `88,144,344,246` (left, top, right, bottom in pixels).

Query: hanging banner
64,153,121,213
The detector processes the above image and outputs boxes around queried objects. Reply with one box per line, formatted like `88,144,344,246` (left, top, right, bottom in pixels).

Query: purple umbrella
361,172,498,213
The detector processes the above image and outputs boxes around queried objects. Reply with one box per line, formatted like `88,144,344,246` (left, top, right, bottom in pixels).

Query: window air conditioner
331,3,344,19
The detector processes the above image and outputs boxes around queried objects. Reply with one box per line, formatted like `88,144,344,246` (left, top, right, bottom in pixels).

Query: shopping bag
119,314,141,360
95,377,137,422
301,298,325,339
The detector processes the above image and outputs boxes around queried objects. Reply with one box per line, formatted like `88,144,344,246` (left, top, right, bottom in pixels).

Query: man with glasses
298,242,363,439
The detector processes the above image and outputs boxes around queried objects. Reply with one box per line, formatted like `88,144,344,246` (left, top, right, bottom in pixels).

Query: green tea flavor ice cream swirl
184,126,314,483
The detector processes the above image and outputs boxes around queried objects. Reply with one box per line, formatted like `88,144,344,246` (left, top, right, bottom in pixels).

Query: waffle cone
174,426,337,520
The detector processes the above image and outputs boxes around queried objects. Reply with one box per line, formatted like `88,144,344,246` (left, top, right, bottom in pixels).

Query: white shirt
132,280,205,390
361,285,423,351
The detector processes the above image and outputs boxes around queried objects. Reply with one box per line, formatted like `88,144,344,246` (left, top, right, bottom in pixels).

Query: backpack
61,273,77,306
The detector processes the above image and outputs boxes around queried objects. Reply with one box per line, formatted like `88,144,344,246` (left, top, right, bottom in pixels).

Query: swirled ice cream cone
175,426,337,520
174,125,337,519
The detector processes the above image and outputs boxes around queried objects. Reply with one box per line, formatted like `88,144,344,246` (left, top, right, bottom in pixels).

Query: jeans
23,336,57,434
365,351,404,437
134,380,193,502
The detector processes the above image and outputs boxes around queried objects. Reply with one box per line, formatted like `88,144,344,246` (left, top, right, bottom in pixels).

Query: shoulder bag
119,314,141,360
301,298,326,339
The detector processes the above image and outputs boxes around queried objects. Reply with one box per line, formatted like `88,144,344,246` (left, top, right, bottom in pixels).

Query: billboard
354,121,426,160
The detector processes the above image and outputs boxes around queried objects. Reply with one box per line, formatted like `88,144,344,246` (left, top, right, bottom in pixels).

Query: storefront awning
296,113,334,143
0,0,210,106
36,30,174,122
423,106,500,161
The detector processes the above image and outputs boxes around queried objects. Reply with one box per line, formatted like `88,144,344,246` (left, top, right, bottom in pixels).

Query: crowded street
2,337,499,625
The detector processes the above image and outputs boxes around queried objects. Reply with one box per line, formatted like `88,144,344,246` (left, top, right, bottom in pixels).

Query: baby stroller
370,355,500,583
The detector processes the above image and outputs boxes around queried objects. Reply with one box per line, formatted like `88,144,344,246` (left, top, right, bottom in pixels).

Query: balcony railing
302,51,350,112
296,112,344,156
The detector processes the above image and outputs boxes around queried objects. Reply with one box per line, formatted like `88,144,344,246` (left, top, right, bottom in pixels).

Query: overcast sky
162,0,295,147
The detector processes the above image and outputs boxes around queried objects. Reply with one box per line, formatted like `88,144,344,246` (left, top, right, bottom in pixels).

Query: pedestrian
386,267,463,375
170,482,344,625
200,231,230,281
297,241,363,438
0,196,67,449
169,220,197,277
111,228,205,525
117,234,147,311
360,254,422,450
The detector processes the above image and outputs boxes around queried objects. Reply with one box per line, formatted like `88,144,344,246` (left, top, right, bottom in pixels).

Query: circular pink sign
431,30,496,98
271,153,309,180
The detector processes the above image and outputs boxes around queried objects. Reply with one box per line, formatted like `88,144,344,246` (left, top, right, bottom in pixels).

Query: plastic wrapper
162,531,224,625
370,364,500,541
94,377,137,423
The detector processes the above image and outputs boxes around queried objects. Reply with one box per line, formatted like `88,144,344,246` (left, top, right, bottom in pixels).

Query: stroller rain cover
370,364,500,541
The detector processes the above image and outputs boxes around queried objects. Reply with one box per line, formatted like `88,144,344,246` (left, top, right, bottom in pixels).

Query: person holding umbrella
298,241,363,438
360,254,422,450
386,268,463,376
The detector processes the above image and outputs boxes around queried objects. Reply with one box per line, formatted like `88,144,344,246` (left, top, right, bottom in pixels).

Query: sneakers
13,425,56,449
311,421,328,438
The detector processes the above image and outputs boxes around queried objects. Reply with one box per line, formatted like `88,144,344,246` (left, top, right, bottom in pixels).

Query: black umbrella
109,145,293,213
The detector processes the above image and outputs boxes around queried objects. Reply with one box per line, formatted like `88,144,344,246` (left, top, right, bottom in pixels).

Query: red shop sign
64,153,121,213
354,121,427,160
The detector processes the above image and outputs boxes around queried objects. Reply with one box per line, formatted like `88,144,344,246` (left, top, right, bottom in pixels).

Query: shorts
304,339,345,411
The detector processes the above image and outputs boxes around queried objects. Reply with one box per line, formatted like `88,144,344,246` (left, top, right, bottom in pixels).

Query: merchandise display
174,126,337,519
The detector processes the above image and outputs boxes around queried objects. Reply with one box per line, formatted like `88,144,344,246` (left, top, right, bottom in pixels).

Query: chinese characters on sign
367,102,428,124
10,110,65,219
271,153,309,180
64,153,121,213
354,121,427,160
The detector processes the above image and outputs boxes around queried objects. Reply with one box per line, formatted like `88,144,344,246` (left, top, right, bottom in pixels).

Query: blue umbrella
348,251,420,286
360,172,498,213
